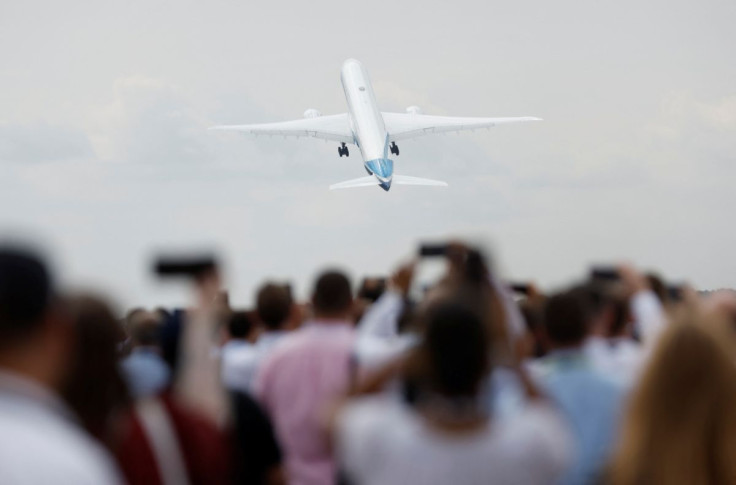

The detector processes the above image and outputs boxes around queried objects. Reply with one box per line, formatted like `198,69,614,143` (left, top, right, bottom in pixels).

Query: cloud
0,122,94,163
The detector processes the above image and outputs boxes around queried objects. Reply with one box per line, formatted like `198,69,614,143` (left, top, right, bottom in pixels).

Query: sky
1,0,735,309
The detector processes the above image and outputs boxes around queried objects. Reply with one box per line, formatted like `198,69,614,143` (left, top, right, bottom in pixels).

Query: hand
390,262,416,297
618,263,649,295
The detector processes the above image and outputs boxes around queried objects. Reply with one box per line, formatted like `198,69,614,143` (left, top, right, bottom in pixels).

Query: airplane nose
379,178,392,191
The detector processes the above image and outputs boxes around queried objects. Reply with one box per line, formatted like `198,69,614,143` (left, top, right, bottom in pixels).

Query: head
256,283,293,331
128,310,163,348
0,246,71,390
519,298,546,358
646,273,669,305
609,308,736,484
576,282,632,338
228,311,254,340
311,270,353,320
406,301,491,400
543,290,588,349
60,294,130,447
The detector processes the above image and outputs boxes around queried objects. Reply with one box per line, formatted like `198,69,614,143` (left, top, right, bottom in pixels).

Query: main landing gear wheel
390,141,400,156
338,143,349,157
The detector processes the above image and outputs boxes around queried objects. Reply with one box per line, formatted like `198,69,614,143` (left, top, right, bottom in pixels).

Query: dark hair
0,247,53,343
229,311,253,339
420,302,490,397
256,283,292,330
544,291,588,346
646,273,669,305
128,312,162,347
61,295,130,447
312,270,352,317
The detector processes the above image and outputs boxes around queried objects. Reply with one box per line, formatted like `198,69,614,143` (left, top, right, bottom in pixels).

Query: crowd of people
0,241,735,484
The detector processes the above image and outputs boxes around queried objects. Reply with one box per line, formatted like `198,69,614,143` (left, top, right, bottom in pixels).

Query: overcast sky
1,0,735,308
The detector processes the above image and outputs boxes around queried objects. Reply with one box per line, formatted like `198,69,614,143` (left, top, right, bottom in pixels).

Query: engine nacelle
406,105,422,115
303,108,322,119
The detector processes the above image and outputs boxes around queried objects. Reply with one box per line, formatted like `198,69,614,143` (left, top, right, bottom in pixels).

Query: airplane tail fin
329,175,448,190
393,175,447,187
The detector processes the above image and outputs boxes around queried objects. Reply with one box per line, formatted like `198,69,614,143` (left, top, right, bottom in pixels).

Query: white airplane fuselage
340,59,394,191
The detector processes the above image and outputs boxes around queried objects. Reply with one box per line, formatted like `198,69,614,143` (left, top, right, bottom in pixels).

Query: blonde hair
608,308,736,485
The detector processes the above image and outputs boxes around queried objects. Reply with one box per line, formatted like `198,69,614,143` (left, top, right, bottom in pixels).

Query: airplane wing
382,112,542,142
209,113,354,144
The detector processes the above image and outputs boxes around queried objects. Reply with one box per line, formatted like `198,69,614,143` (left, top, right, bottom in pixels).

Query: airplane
210,59,541,192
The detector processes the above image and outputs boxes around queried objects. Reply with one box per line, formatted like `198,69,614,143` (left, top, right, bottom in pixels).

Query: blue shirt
120,348,171,398
535,349,623,485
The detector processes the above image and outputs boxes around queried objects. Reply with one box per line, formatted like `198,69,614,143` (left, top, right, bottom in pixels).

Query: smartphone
590,267,620,281
154,255,218,279
510,283,531,295
418,244,448,257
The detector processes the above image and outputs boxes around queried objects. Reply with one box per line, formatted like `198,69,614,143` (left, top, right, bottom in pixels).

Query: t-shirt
336,395,572,485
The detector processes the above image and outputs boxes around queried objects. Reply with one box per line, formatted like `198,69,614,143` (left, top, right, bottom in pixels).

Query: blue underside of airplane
364,158,393,191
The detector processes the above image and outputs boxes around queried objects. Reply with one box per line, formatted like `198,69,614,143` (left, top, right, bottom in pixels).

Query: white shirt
584,337,644,389
355,290,417,372
0,371,122,485
337,395,572,485
222,331,288,393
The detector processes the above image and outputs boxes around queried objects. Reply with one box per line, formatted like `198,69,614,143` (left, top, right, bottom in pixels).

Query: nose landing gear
390,141,400,156
338,142,349,157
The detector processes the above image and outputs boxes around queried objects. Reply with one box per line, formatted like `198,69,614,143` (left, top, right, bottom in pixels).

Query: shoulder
0,405,121,484
336,396,408,477
337,395,407,444
496,402,574,476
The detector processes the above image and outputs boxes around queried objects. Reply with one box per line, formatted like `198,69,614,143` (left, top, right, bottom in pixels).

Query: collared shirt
120,347,171,398
254,320,355,485
533,350,623,485
222,332,288,394
0,371,123,484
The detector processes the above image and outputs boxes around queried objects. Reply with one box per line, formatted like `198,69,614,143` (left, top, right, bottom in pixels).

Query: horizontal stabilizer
329,175,448,190
393,175,447,187
329,176,378,190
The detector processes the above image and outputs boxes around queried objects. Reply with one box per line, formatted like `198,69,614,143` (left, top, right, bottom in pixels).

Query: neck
313,313,351,323
548,341,584,353
0,350,58,392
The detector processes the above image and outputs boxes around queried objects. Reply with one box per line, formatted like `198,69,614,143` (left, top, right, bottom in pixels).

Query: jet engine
406,105,422,115
303,108,322,119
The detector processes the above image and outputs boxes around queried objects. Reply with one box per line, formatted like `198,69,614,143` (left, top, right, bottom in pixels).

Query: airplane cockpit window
359,86,366,91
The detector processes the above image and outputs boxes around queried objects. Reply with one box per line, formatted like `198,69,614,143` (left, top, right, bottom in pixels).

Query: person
354,263,419,373
336,299,572,485
61,294,131,449
221,310,256,390
255,270,356,485
607,301,736,484
0,246,122,484
224,283,294,393
532,290,623,485
120,309,171,398
583,265,665,388
581,283,643,388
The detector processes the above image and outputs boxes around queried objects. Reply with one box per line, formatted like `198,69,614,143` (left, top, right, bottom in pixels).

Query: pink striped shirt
254,320,355,485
